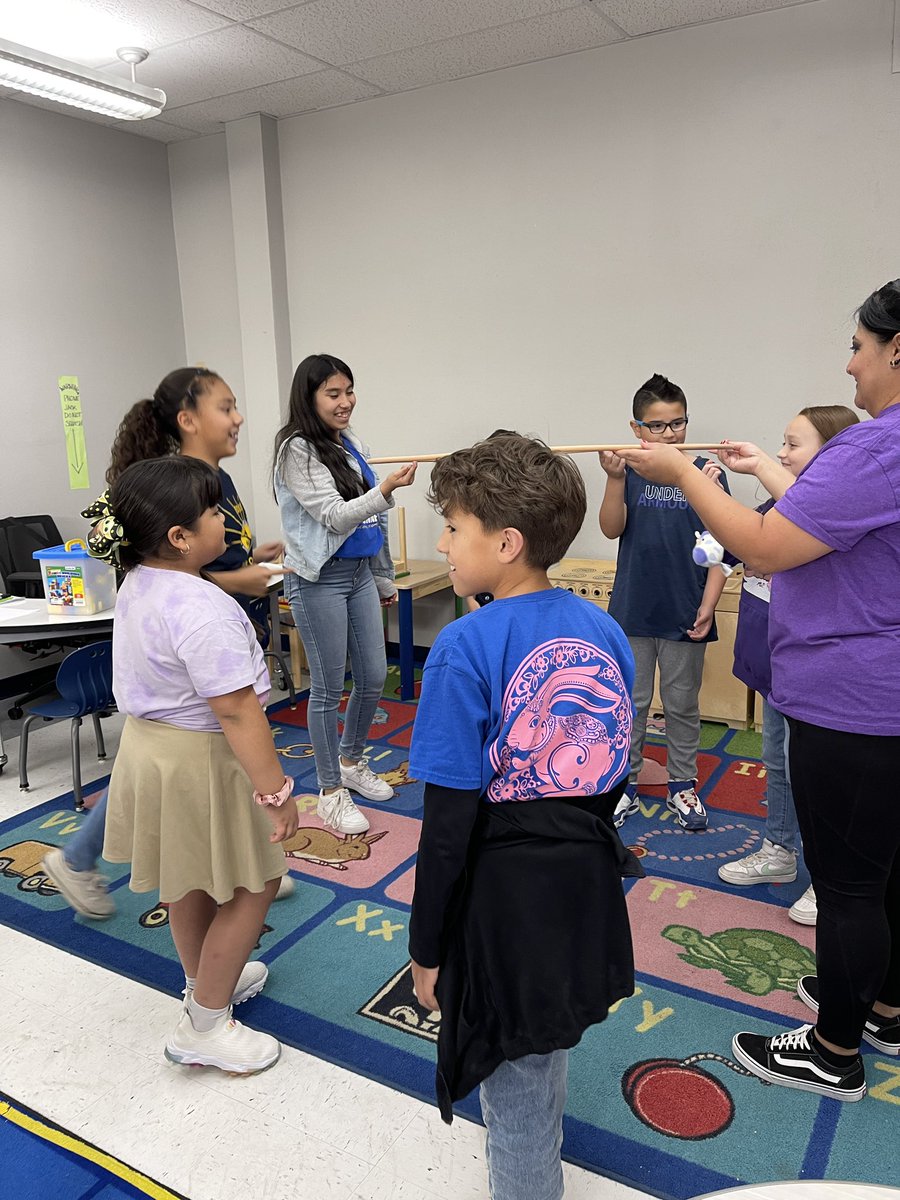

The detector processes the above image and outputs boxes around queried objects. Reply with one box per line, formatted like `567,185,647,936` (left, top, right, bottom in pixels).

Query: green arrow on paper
58,375,90,490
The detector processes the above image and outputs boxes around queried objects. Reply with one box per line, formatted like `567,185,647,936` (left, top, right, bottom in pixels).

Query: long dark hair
106,368,222,486
273,355,365,501
110,457,222,572
856,280,900,342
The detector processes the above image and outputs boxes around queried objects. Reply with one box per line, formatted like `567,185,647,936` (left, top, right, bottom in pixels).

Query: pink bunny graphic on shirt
488,639,631,801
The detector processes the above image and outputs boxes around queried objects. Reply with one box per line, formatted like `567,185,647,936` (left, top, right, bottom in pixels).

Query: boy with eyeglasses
599,373,728,831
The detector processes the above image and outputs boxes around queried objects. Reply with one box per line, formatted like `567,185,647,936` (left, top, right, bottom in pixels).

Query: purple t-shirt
769,402,900,735
112,566,270,732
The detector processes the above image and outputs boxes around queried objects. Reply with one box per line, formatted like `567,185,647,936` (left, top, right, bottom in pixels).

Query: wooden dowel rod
369,443,724,464
397,507,408,571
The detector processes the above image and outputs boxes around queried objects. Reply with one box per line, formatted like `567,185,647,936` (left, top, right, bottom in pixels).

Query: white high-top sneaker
718,839,798,886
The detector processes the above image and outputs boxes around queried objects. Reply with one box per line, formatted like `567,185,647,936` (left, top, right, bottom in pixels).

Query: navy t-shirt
607,458,729,642
409,588,635,799
206,467,268,634
208,468,252,574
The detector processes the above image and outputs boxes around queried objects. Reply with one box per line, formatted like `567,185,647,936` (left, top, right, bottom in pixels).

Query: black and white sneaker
732,1023,866,1102
797,975,900,1057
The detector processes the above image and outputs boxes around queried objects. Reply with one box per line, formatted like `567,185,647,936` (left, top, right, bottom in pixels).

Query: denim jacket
274,430,396,596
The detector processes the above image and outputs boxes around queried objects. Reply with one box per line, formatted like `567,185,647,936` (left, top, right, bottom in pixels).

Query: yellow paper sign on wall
58,375,90,490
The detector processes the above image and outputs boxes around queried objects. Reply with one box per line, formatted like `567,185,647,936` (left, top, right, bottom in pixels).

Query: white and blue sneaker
667,780,708,831
613,784,640,829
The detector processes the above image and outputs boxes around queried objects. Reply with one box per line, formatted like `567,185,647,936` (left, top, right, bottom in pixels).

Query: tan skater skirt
104,716,286,904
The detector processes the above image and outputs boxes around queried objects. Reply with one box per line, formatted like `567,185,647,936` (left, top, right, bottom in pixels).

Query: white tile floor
0,702,648,1200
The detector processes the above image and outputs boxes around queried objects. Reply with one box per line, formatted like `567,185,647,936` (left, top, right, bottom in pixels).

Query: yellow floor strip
0,1094,186,1200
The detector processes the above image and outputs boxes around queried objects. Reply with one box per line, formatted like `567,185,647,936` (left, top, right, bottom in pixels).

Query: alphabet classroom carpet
0,670,897,1199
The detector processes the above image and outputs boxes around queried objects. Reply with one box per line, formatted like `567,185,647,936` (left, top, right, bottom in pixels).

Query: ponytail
106,367,221,485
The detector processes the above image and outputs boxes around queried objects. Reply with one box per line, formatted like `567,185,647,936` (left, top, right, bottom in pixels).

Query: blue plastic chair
18,641,114,810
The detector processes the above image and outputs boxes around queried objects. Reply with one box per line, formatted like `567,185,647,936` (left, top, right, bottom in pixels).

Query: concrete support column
224,113,293,541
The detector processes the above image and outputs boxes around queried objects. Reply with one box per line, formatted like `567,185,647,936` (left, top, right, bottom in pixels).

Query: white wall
0,101,186,539
168,132,256,526
0,100,185,677
275,0,899,577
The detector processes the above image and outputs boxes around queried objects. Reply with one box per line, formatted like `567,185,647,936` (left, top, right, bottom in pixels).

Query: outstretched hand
381,462,418,497
615,442,693,486
715,440,764,475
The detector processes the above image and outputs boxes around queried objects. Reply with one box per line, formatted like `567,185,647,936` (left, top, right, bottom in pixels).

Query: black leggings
788,718,900,1048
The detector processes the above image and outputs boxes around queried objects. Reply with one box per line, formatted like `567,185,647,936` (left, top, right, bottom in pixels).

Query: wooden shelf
548,557,752,729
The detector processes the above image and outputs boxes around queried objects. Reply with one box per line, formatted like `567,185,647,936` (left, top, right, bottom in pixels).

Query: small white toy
692,530,733,577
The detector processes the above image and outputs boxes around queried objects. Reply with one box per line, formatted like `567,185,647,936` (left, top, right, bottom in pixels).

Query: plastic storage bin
33,540,117,615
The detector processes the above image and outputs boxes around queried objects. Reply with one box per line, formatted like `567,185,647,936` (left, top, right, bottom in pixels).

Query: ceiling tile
2,0,231,67
109,114,205,139
591,0,818,37
100,24,324,107
347,7,624,93
248,0,582,66
162,68,380,134
190,0,316,17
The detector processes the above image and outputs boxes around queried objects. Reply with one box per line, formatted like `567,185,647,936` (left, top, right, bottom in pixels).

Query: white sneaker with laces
666,784,708,831
789,884,818,926
165,1008,280,1074
318,787,370,834
718,838,798,886
183,961,269,1009
340,757,394,801
42,847,115,919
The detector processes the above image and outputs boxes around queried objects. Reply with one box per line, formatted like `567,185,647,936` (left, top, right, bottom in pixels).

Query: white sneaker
340,757,394,801
613,786,639,829
666,783,708,831
718,839,798,886
318,787,370,834
165,1008,280,1075
275,873,295,900
183,961,269,1009
789,884,818,926
42,847,115,919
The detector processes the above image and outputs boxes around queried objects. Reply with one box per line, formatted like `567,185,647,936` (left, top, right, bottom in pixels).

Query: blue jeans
63,790,108,872
480,1050,568,1200
285,559,387,791
761,698,799,854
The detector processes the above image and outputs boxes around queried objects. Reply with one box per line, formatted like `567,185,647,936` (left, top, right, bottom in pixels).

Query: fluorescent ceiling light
0,37,165,121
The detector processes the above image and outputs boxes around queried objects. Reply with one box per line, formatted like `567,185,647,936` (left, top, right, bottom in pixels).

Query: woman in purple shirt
617,278,900,1104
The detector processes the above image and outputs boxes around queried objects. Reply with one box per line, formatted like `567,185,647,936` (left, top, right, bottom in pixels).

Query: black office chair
0,514,70,720
0,514,63,597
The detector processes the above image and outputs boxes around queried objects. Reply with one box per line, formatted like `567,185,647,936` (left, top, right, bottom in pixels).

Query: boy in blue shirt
408,434,640,1200
599,374,728,831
